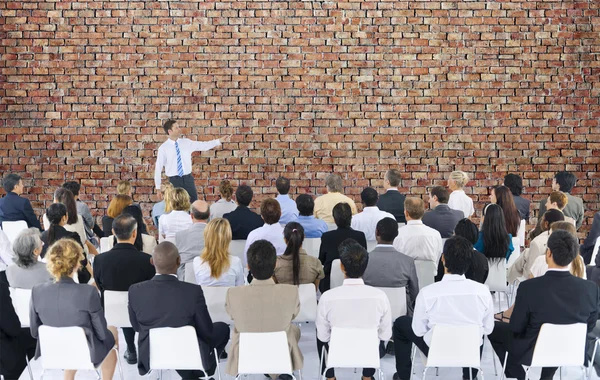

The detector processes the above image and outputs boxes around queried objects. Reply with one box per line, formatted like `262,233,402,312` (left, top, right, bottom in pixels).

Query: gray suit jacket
6,261,53,289
422,204,464,239
174,222,207,279
538,192,584,229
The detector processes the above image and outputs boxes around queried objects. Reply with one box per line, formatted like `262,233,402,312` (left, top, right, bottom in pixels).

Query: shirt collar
343,278,365,286
441,274,467,281
362,206,379,212
547,267,571,272
386,188,399,192
250,278,276,286
166,138,181,145
375,244,394,248
406,220,424,226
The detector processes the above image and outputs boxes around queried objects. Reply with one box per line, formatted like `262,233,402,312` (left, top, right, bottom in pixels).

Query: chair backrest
104,290,131,328
507,237,521,268
149,326,205,370
302,238,321,258
9,287,32,327
425,324,481,368
415,260,436,289
366,240,377,252
2,220,28,244
591,237,600,266
485,260,508,292
326,327,381,369
229,240,246,264
184,262,197,284
530,323,587,367
238,331,293,374
39,326,96,370
202,286,232,324
326,223,337,231
293,284,318,323
376,287,407,320
330,259,344,289
517,219,526,247
99,237,112,253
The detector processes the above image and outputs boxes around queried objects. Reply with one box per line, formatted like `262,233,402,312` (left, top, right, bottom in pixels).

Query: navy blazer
377,190,407,224
223,206,264,240
0,192,41,230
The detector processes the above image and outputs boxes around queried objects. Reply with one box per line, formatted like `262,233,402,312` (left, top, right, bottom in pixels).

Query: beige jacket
314,192,358,224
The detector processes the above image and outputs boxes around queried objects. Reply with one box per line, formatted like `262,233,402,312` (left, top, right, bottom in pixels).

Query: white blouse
448,190,475,219
193,255,245,287
158,211,193,242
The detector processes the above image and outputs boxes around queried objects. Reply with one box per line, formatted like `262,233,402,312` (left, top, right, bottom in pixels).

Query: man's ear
340,261,346,275
176,256,181,267
150,257,155,267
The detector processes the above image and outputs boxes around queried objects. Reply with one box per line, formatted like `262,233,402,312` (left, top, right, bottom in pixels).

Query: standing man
154,119,231,203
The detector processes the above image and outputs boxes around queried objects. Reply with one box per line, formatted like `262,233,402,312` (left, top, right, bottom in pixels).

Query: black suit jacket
422,204,464,239
512,195,531,221
376,190,407,224
128,275,215,375
0,192,41,230
318,227,367,292
0,279,28,377
92,243,155,305
581,212,600,264
223,206,264,240
509,271,599,365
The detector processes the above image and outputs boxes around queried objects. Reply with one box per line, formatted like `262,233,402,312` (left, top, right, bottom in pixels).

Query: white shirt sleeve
316,296,332,343
482,292,495,335
411,291,429,337
378,295,393,341
193,257,202,285
154,145,166,189
185,138,221,153
158,214,167,242
234,257,245,286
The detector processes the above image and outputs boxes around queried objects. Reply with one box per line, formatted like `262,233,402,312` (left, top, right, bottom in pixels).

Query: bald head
191,200,210,222
151,242,181,274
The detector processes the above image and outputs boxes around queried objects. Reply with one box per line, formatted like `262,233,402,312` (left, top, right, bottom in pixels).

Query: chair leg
501,352,508,380
298,369,302,380
524,367,530,380
25,356,34,380
213,349,222,380
479,367,484,380
590,340,599,379
488,337,497,376
410,344,416,379
559,366,562,380
422,366,429,380
469,367,472,380
113,347,124,380
435,367,439,376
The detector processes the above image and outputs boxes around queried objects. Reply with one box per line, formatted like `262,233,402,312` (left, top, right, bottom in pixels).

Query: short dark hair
333,202,352,228
191,203,210,220
430,186,449,204
543,209,565,227
163,119,176,134
296,194,315,216
547,229,579,266
454,219,479,245
276,177,291,195
504,174,523,196
339,239,369,278
376,217,398,243
260,199,281,224
3,174,21,193
360,187,378,207
554,171,576,193
442,236,474,275
247,240,277,280
236,185,253,207
112,214,138,241
62,181,81,197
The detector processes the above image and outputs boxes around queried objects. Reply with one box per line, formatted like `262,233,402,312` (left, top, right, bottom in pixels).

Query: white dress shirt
316,278,392,343
154,137,221,189
412,274,494,346
448,190,475,219
158,210,193,242
393,220,443,263
193,255,245,287
275,194,299,225
209,198,238,220
243,223,287,265
351,206,395,241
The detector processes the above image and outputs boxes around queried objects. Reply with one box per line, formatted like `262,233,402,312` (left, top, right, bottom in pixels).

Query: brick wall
1,0,599,235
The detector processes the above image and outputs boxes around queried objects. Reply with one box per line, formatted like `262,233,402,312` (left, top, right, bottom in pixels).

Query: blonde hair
449,171,469,188
404,197,425,220
549,221,584,278
167,188,191,212
117,180,132,195
107,195,133,218
550,221,577,236
160,182,174,196
46,239,83,280
200,218,232,279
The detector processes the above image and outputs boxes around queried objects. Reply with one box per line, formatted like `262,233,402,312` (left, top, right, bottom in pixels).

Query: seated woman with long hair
103,195,133,236
274,222,324,288
193,218,244,286
474,204,514,262
490,185,521,237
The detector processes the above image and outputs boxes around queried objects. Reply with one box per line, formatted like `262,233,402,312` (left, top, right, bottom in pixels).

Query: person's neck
431,201,440,208
406,216,414,222
377,240,393,245
169,136,178,141
157,271,177,276
117,239,136,245
192,219,207,224
547,260,568,270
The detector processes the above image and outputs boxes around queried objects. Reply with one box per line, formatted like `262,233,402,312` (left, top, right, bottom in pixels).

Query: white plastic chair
9,287,32,327
104,290,131,328
517,220,526,247
366,240,377,252
293,284,318,323
376,287,407,320
99,237,111,253
38,325,123,380
149,326,220,380
203,287,232,324
302,238,321,258
184,262,197,284
507,237,521,268
237,331,299,380
330,259,344,289
415,260,436,290
2,220,28,244
591,237,600,265
485,261,510,311
229,240,246,264
319,327,383,380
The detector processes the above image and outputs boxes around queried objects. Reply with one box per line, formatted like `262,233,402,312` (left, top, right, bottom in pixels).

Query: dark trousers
0,328,37,380
176,322,229,380
488,321,557,380
123,328,136,352
393,316,482,380
169,174,198,203
317,338,385,378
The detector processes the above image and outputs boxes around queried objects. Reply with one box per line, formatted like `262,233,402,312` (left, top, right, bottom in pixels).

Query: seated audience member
293,194,328,238
447,171,475,218
317,239,392,380
0,173,41,230
103,194,133,236
314,174,358,224
225,240,302,377
275,176,299,225
318,203,367,293
377,169,407,223
41,203,92,284
274,222,324,287
529,221,586,279
209,180,237,220
490,185,521,237
504,174,530,221
489,230,599,380
243,199,286,264
393,197,443,264
6,228,52,289
422,185,464,238
158,187,193,242
128,242,230,377
537,171,584,229
93,214,155,365
151,182,173,227
351,187,395,241
363,218,419,312
474,204,514,262
530,191,575,240
0,279,36,380
582,210,600,264
63,181,99,244
223,185,264,240
30,239,117,380
103,206,157,255
393,236,494,380
508,210,564,282
117,180,133,197
193,218,244,287
175,200,210,279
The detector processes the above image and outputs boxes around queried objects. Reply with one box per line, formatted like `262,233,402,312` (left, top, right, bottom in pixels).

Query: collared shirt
158,210,193,242
316,278,392,343
274,249,325,285
209,198,237,221
448,190,475,219
243,223,287,265
154,137,221,189
412,274,494,346
351,206,395,241
193,254,245,287
393,220,443,264
293,215,328,238
276,194,299,225
314,192,358,224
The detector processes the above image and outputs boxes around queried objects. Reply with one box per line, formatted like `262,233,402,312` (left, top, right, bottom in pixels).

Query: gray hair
12,228,42,268
325,174,344,193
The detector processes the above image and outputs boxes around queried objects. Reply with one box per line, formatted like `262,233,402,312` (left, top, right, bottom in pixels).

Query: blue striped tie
175,141,184,176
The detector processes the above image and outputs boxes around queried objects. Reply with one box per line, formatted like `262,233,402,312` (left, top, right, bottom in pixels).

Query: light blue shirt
294,215,328,238
152,200,166,226
276,194,299,225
